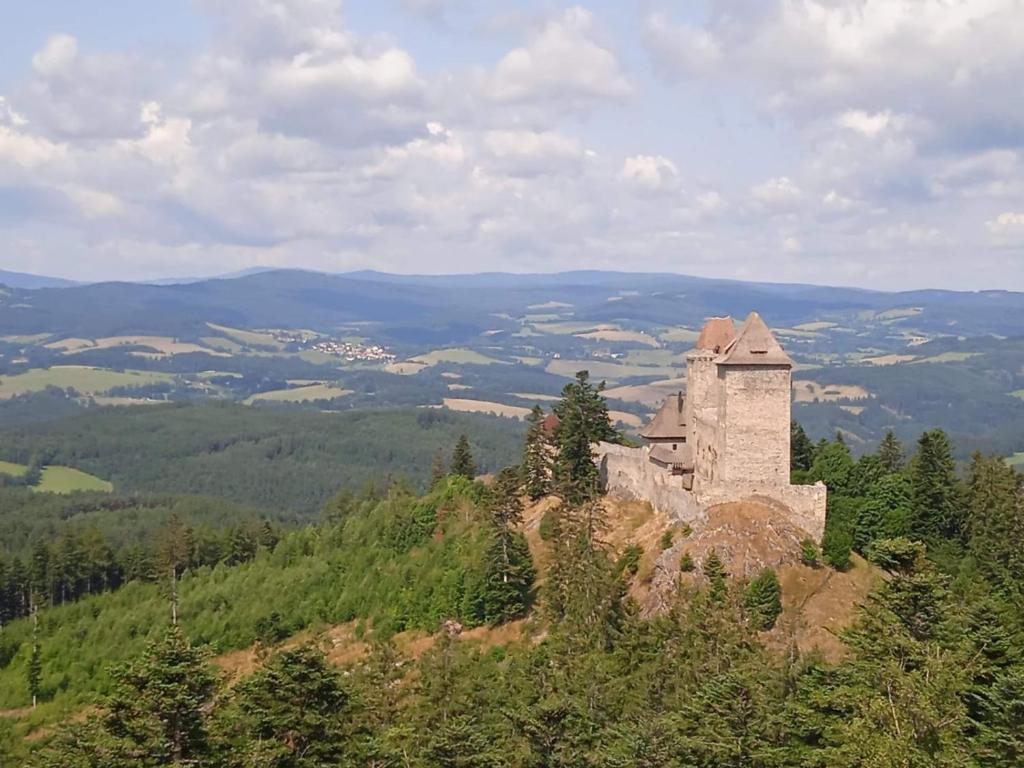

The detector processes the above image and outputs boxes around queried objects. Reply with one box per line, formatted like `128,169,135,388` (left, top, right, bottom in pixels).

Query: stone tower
685,316,736,489
711,311,793,486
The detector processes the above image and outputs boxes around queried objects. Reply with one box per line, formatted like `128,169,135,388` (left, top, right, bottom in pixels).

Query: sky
1,0,1023,289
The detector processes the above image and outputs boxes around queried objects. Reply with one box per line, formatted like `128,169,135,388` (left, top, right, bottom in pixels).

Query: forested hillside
1,374,1022,765
0,404,524,513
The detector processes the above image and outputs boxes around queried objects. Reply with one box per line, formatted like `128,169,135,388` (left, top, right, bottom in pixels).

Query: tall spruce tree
910,429,964,542
878,430,905,473
966,453,1024,590
229,644,349,768
450,435,477,480
482,468,535,623
553,371,619,503
522,405,552,500
791,421,815,473
68,624,219,766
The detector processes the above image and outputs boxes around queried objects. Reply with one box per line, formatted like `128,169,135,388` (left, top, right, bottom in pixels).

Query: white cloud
31,34,78,78
750,176,802,207
489,7,630,107
620,154,678,193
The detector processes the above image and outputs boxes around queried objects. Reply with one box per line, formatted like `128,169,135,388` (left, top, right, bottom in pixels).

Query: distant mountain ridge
1,267,1022,341
0,269,80,289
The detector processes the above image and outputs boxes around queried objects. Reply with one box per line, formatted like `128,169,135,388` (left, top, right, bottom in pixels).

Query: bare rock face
642,499,813,616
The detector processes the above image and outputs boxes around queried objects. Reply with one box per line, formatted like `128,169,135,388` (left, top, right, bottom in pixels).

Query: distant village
269,330,396,363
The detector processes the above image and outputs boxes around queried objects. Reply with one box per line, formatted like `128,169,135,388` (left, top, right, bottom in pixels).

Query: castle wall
695,482,827,541
597,443,826,539
598,443,705,525
717,365,791,485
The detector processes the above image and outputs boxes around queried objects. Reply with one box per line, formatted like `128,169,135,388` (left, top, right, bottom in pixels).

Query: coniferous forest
0,375,1022,766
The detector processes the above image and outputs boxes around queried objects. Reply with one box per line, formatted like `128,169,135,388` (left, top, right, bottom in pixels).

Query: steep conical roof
639,392,687,439
695,317,736,353
715,311,793,366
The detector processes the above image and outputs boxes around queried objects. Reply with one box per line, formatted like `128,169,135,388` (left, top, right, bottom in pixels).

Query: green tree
965,453,1023,590
809,438,855,495
703,548,728,603
744,569,782,631
910,429,964,542
44,624,220,766
878,430,905,473
855,473,913,552
522,406,552,500
482,468,535,623
791,421,815,473
553,371,619,503
227,644,348,768
450,435,477,480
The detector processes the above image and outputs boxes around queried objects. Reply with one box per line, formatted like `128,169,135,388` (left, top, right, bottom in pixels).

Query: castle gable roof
695,316,736,353
639,392,686,439
715,311,793,366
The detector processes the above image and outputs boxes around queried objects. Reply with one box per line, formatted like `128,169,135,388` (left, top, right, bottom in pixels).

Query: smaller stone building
598,312,827,540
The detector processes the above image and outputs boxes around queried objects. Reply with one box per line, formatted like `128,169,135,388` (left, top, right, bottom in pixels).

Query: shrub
800,539,821,567
679,552,695,572
659,530,673,551
616,544,643,577
538,507,558,542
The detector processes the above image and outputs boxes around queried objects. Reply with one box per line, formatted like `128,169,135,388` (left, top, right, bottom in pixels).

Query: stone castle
597,312,827,540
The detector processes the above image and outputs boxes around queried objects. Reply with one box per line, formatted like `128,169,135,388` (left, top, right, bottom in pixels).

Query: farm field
604,379,686,407
410,348,507,366
0,459,27,476
575,329,660,347
47,335,226,357
441,398,533,419
793,380,871,403
910,352,980,364
245,384,353,404
861,354,917,366
545,359,679,380
1006,453,1024,467
0,366,175,398
0,460,112,493
35,466,113,494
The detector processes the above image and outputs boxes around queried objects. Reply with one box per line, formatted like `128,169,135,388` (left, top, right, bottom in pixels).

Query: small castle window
672,443,677,450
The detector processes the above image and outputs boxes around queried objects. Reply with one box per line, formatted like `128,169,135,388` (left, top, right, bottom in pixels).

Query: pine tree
230,644,349,767
743,569,782,631
809,438,855,495
703,548,727,603
482,468,535,623
910,429,964,542
855,472,913,552
450,435,476,480
522,405,552,499
878,430,905,473
790,421,815,473
103,624,217,765
553,371,619,503
965,453,1024,590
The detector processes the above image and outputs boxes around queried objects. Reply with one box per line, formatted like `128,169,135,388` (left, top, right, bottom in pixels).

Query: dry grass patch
441,398,532,419
575,329,661,347
245,384,353,404
862,353,917,366
793,380,870,402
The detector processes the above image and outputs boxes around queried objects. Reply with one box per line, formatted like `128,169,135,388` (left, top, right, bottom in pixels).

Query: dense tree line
0,516,279,626
0,403,524,513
